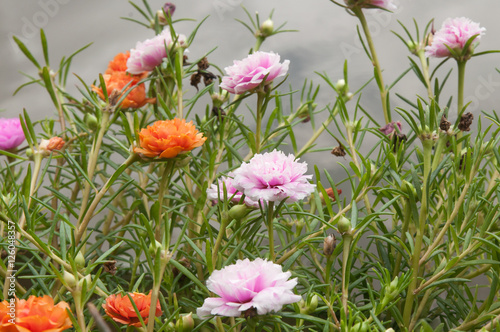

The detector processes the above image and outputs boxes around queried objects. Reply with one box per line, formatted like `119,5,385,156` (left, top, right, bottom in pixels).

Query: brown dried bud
458,112,473,132
108,89,122,107
103,260,117,275
320,188,342,203
392,133,407,152
440,115,451,131
212,106,226,120
197,57,210,71
203,71,217,86
172,257,191,277
190,72,202,90
323,234,336,257
331,138,346,157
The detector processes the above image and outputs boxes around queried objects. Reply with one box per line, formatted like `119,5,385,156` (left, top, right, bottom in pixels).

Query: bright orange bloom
0,295,72,332
321,188,342,203
134,119,207,158
103,292,162,327
40,137,65,152
105,52,148,79
92,72,155,109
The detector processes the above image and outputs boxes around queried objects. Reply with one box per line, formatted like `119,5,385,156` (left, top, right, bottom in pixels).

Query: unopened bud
63,271,77,288
260,19,274,37
149,240,162,256
323,234,336,257
78,274,92,289
337,215,351,234
406,40,418,54
39,137,65,155
211,91,229,108
75,251,85,268
84,113,98,131
175,312,195,332
228,204,251,221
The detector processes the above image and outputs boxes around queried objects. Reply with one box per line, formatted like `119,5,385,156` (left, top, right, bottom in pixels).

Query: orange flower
105,52,148,79
321,188,342,203
134,119,207,158
40,137,65,152
103,292,162,327
92,72,155,109
0,295,72,332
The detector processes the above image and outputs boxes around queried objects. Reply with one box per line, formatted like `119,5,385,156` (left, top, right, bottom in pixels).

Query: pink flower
232,150,315,204
197,258,301,318
425,17,486,58
379,121,402,135
0,118,25,150
207,173,260,207
127,28,187,74
220,52,289,95
344,0,396,10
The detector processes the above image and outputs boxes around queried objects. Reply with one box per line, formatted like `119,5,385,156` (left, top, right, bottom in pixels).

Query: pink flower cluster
425,17,486,58
220,52,289,95
207,173,260,207
197,258,301,318
0,118,25,151
208,150,314,208
344,0,396,10
232,150,315,204
127,28,187,74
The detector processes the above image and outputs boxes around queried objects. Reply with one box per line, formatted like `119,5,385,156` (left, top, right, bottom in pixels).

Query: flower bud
406,40,418,54
63,271,77,288
175,313,195,332
84,113,98,131
211,91,229,108
295,219,305,235
157,3,176,25
228,204,251,221
260,19,274,37
337,215,351,234
75,251,85,268
385,329,395,332
25,148,34,159
296,103,317,119
39,137,65,156
149,240,162,256
323,234,336,257
78,274,92,289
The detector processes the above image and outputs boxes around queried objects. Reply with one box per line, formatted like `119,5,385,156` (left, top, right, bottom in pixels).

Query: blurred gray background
1,0,500,167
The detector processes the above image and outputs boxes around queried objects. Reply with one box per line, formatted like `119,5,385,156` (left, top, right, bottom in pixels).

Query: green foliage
1,2,500,332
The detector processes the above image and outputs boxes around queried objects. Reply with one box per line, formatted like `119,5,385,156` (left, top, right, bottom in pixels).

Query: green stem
267,201,275,262
417,49,434,100
146,257,168,332
255,91,265,154
254,37,264,52
212,215,231,270
353,8,390,124
457,60,466,114
77,111,111,230
402,139,433,329
341,234,353,319
155,161,175,241
457,60,467,153
74,154,138,245
392,198,411,279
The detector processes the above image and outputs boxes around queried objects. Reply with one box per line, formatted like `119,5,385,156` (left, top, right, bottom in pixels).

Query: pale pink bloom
232,150,315,204
220,52,289,95
379,121,402,135
197,258,301,318
0,118,25,150
368,0,396,10
207,173,260,207
425,17,486,58
127,28,187,74
344,0,396,10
